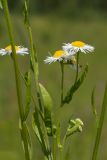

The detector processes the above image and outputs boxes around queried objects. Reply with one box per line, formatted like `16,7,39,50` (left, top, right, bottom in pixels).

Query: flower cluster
44,41,94,66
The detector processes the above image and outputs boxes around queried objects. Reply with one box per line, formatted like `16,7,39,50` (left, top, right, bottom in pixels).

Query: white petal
0,49,7,56
18,47,29,52
17,51,29,55
44,56,62,64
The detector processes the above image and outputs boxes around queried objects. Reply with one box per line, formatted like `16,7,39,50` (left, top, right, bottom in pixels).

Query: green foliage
2,0,106,160
20,121,32,160
39,83,53,136
32,112,43,145
32,111,53,160
63,64,88,104
92,82,107,160
1,13,107,160
24,71,31,121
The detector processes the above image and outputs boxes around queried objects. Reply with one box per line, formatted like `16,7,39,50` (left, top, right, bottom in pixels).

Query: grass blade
92,82,107,160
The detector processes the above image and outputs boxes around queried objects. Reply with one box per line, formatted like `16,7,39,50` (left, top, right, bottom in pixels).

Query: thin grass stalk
1,0,31,159
92,82,107,160
57,62,64,160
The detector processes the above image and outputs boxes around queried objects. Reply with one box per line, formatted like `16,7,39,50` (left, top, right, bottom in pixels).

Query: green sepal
63,64,88,104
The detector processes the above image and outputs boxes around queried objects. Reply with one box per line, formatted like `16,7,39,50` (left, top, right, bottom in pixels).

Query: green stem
60,62,64,107
27,26,43,112
56,62,64,159
74,52,80,84
92,83,107,160
53,136,57,160
25,6,52,160
18,68,44,121
59,148,63,160
2,0,30,160
27,27,53,160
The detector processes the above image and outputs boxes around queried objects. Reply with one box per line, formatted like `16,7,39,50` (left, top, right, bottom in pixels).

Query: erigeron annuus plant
1,1,107,160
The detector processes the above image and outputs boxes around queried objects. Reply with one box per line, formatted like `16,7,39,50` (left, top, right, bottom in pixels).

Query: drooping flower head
44,50,72,64
0,45,29,56
63,41,94,55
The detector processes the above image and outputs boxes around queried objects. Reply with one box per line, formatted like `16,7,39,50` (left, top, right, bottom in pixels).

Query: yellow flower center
53,50,64,58
71,41,85,47
5,45,20,52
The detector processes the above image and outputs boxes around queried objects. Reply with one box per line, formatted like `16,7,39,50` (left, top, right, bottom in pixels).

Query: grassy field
0,15,107,160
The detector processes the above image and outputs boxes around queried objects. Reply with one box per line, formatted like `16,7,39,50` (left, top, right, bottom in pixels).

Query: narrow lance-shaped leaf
92,82,107,160
24,71,31,121
32,112,42,145
63,64,88,104
32,111,52,159
19,121,32,160
39,83,53,135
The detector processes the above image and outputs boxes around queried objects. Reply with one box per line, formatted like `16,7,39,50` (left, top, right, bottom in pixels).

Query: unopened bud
75,118,84,126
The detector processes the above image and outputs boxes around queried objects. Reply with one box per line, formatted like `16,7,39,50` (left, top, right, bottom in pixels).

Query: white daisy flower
63,41,94,55
0,45,29,56
44,50,72,64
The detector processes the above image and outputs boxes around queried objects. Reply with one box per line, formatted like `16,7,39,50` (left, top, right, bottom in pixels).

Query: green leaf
32,111,52,159
63,64,88,104
92,82,107,159
32,113,42,144
20,121,32,160
91,86,97,119
39,83,53,135
24,71,31,121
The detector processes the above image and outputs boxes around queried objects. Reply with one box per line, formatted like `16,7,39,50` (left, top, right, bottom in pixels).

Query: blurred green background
0,0,107,160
